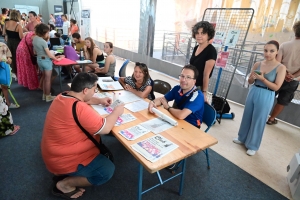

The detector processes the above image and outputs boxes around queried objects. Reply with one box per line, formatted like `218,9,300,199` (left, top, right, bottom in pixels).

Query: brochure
117,90,142,104
131,134,178,162
140,118,174,134
98,81,124,90
115,113,136,126
119,125,150,140
125,100,149,112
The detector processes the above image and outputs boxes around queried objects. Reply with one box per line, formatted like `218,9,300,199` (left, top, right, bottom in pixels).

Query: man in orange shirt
41,73,124,199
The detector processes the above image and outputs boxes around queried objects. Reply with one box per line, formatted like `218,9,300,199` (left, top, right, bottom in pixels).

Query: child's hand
6,58,12,64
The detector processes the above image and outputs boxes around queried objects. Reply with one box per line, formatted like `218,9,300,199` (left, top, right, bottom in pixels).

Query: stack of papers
131,134,178,162
124,100,149,112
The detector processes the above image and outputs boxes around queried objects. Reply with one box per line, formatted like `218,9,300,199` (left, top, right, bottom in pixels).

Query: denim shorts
37,57,53,71
67,154,115,186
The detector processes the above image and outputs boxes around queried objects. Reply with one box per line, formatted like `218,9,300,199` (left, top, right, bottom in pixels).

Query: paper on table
98,81,124,90
115,113,136,126
119,124,150,140
125,100,149,112
131,134,178,163
117,90,143,104
76,60,92,64
140,118,173,134
152,108,178,126
97,77,114,86
93,92,113,99
91,104,109,115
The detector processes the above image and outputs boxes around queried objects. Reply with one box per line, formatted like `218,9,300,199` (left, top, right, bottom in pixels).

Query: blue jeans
67,154,115,186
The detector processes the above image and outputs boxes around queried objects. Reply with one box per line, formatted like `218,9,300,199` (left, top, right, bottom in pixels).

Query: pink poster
216,51,229,68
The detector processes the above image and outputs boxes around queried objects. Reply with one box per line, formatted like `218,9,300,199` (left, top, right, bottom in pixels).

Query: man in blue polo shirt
148,64,204,127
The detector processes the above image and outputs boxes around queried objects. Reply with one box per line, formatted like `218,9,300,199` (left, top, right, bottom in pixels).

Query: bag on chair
0,62,11,86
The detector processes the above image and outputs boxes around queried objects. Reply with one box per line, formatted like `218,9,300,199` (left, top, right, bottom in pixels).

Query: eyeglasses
136,62,147,68
179,75,194,80
87,87,99,93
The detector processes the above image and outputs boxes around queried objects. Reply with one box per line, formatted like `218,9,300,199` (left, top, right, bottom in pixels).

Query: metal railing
159,32,300,103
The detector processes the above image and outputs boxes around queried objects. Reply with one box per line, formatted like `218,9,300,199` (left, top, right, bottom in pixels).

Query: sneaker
246,149,256,156
11,73,17,81
9,103,20,109
233,138,243,145
42,94,45,101
45,95,56,102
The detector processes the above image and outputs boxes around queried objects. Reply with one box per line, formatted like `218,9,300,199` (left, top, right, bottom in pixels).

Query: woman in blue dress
233,40,286,156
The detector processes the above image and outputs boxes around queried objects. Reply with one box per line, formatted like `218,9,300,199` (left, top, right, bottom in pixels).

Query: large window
80,0,140,51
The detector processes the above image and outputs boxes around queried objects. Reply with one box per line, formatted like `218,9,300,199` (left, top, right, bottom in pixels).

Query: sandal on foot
266,119,277,125
52,185,83,199
9,125,20,135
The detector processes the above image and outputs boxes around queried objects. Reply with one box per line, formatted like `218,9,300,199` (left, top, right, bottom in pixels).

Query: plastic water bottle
80,48,84,61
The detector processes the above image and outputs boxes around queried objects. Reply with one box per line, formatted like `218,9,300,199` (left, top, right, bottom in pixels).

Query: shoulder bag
72,101,114,162
24,34,37,65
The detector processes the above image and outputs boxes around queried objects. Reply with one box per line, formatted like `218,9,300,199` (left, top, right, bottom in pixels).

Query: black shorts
276,80,299,106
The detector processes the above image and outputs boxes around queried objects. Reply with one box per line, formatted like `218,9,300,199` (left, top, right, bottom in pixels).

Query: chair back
153,79,171,95
202,102,217,132
64,46,79,61
119,59,130,77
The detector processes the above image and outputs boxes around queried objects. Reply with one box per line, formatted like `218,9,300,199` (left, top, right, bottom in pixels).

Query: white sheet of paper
119,125,150,140
99,82,124,90
125,100,149,112
140,118,174,134
91,104,109,115
93,92,113,99
117,90,143,104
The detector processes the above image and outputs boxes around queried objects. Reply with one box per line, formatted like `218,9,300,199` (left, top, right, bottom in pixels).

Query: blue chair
114,59,130,81
202,102,217,169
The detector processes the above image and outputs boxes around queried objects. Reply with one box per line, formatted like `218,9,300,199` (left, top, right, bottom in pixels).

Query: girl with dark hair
61,14,70,42
233,40,286,156
82,37,105,72
190,21,217,102
94,42,116,78
118,62,155,100
32,23,61,102
2,10,23,77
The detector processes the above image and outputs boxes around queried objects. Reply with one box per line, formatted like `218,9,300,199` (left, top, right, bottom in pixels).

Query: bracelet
262,78,266,82
167,106,171,111
202,90,207,93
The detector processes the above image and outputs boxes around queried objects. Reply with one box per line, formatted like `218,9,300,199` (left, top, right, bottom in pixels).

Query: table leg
179,159,186,195
137,163,143,200
82,64,85,72
59,66,62,91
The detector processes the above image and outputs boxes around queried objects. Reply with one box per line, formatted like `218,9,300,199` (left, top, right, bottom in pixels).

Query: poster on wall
212,31,226,48
54,5,63,28
81,9,90,39
224,29,240,47
14,5,39,15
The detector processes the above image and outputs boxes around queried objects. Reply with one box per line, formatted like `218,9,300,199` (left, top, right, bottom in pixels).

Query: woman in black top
2,10,23,77
190,21,217,102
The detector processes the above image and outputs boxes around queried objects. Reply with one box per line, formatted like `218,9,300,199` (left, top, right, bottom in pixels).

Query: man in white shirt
267,21,300,125
61,14,70,43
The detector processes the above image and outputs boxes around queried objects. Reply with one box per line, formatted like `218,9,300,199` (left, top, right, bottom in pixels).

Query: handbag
24,34,37,65
72,101,114,163
212,95,230,114
0,61,11,86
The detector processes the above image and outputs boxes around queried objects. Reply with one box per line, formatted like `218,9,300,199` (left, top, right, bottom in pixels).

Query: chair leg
8,89,19,106
203,149,210,169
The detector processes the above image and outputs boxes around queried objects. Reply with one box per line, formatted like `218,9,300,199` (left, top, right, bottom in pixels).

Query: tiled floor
114,56,300,199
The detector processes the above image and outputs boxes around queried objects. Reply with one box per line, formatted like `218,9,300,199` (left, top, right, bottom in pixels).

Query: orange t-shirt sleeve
76,101,106,135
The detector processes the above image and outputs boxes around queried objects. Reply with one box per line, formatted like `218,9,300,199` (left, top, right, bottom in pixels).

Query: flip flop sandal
266,119,277,125
52,185,83,199
9,125,20,135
